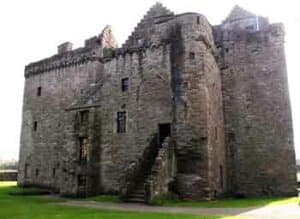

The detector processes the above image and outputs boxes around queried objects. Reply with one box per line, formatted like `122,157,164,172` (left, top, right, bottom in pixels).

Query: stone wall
18,43,104,192
215,19,297,196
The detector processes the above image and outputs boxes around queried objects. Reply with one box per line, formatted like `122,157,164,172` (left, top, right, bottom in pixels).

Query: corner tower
214,5,297,197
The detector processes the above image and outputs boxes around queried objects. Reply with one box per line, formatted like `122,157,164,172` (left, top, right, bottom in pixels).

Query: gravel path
59,200,300,219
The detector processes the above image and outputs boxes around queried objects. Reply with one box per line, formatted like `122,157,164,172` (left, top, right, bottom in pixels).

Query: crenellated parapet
25,48,102,78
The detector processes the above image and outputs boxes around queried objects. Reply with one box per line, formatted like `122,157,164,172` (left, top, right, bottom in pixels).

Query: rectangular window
25,164,29,178
79,137,89,163
80,110,89,124
33,121,38,131
121,78,129,92
228,132,235,143
117,111,126,133
215,127,218,140
220,165,224,189
35,168,39,177
197,16,200,24
78,175,87,188
52,168,56,177
37,87,42,96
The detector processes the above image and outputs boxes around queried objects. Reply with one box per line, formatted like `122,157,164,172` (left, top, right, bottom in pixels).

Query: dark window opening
121,78,129,92
246,25,254,30
80,110,89,124
220,165,224,189
35,168,39,177
78,175,87,188
52,168,56,177
25,164,29,178
33,121,38,131
79,137,89,163
158,123,171,147
225,48,229,53
37,87,42,96
196,16,200,24
215,127,218,140
189,52,195,60
117,111,126,133
228,132,235,143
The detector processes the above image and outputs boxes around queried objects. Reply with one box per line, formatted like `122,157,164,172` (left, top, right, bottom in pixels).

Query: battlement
25,26,117,78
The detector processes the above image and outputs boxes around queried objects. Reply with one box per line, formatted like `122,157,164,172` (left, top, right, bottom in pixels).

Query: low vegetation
0,182,243,219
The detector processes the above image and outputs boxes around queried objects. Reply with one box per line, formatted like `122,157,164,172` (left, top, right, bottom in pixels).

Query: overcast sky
0,0,299,161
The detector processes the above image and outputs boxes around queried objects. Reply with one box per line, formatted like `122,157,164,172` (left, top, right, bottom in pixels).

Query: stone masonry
18,3,297,202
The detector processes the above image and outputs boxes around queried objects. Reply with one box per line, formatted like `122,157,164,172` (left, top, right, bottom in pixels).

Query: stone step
126,197,145,203
128,193,145,199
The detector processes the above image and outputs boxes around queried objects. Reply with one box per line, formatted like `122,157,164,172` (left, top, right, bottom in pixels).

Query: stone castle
18,3,297,202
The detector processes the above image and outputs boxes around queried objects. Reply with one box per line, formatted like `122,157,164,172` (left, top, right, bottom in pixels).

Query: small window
196,16,200,24
35,168,39,177
52,168,56,177
37,87,42,96
225,48,229,53
79,137,89,163
220,165,224,188
117,111,126,133
25,164,29,178
33,121,38,131
215,127,218,140
78,175,87,188
121,78,129,92
189,52,195,60
228,132,235,143
80,110,89,124
246,25,254,30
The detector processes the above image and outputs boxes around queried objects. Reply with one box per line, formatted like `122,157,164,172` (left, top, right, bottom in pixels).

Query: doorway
158,123,171,147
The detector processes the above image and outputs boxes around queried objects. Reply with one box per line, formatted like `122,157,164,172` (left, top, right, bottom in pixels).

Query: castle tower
214,6,297,196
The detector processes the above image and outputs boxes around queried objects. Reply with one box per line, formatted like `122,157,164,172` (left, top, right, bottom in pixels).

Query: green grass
0,181,241,219
86,194,119,203
161,196,298,208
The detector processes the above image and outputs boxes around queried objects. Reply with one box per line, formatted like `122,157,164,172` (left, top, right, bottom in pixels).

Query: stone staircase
126,169,152,203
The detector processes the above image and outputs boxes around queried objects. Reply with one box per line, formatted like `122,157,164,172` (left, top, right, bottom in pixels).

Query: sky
0,0,299,161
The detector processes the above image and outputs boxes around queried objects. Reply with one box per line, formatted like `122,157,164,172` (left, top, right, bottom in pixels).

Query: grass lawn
0,181,240,219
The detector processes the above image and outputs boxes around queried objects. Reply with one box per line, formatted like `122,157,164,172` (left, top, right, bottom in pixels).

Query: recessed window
246,25,254,30
196,16,200,24
33,121,38,131
52,168,56,177
121,78,129,92
117,111,126,133
25,164,29,178
37,87,42,96
78,175,87,188
215,127,218,140
80,110,89,124
35,168,39,177
189,52,195,60
228,132,235,143
225,48,229,53
79,137,89,163
220,165,224,188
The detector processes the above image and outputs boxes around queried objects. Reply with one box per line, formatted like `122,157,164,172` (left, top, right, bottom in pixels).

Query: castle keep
18,3,297,202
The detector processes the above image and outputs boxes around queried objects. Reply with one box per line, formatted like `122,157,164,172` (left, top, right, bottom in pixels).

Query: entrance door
158,123,171,147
